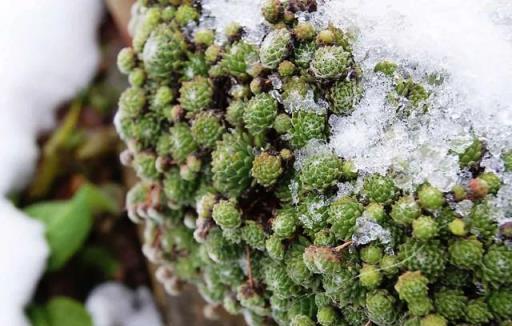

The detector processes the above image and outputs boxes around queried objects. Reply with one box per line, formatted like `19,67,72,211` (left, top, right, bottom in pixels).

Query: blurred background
0,1,241,325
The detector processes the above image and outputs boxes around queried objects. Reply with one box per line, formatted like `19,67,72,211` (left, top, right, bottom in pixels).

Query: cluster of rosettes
116,0,512,325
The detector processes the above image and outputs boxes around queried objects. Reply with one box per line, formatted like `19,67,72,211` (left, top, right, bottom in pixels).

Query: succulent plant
259,28,292,69
178,76,213,113
167,122,198,162
459,138,484,168
327,80,362,115
220,41,258,79
116,1,512,325
364,174,397,204
289,109,326,148
420,314,447,326
212,200,242,229
211,131,254,197
412,216,439,240
481,245,512,287
191,111,225,148
142,25,186,79
310,46,351,80
417,184,445,210
251,152,283,187
359,264,382,289
434,288,467,321
395,271,433,317
272,207,298,239
117,47,136,74
299,152,343,192
488,289,512,320
243,92,278,138
118,87,146,118
360,245,383,265
398,239,447,279
465,298,492,325
448,237,483,269
328,196,363,240
366,290,398,325
374,60,397,76
391,196,422,225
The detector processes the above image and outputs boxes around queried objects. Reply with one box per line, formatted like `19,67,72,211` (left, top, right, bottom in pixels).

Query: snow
352,216,392,246
490,173,512,225
284,89,328,115
452,200,474,218
86,282,163,326
320,0,512,192
201,0,266,44
0,200,48,326
336,182,355,197
0,0,102,325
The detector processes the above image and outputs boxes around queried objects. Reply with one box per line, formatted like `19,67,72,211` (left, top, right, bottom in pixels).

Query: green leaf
28,297,92,326
77,183,120,215
24,201,69,225
24,183,118,271
26,199,91,271
27,305,50,326
79,245,120,278
46,297,92,326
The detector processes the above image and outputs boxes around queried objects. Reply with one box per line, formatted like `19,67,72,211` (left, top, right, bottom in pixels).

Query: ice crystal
352,216,392,246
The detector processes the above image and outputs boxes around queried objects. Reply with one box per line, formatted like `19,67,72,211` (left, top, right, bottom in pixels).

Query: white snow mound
86,282,163,326
0,1,102,325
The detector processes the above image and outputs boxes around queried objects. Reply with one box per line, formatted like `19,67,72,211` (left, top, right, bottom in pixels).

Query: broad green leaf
46,297,92,326
25,197,91,271
77,183,120,215
28,297,92,326
27,305,50,326
24,183,118,271
24,201,69,225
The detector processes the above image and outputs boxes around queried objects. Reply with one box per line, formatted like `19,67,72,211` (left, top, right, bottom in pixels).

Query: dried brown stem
246,246,255,288
334,240,353,252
